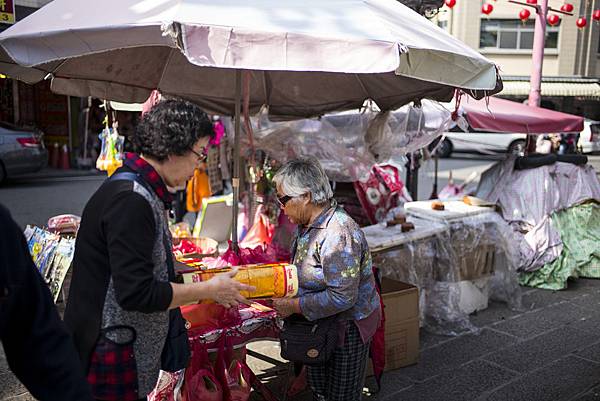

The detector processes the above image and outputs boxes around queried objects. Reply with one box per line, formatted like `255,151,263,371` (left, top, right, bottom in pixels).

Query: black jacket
64,166,176,374
0,203,93,401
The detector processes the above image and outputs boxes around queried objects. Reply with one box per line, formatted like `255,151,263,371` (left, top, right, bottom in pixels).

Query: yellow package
182,263,298,300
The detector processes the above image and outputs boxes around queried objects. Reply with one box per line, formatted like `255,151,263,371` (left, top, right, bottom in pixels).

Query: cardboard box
435,243,495,282
367,278,419,375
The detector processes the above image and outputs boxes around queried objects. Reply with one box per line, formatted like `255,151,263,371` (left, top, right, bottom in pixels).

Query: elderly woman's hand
273,298,302,318
206,267,255,308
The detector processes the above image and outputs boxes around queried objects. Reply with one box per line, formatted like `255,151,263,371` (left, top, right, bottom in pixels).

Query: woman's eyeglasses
189,146,208,163
277,195,293,208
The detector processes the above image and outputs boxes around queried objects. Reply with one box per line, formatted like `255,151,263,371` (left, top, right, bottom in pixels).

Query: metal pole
232,70,242,250
67,95,72,154
526,0,548,153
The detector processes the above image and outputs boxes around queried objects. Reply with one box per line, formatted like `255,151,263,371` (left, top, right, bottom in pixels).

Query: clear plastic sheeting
223,111,374,182
368,202,523,336
365,100,451,160
222,101,451,181
476,159,600,272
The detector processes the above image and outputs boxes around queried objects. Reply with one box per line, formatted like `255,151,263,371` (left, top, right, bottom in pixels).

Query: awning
501,80,600,100
459,96,584,134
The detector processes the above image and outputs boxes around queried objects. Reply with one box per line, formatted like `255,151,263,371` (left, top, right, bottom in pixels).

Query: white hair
273,158,333,205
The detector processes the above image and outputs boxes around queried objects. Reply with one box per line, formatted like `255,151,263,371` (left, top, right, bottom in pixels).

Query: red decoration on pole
576,17,587,29
560,3,574,13
526,0,537,4
593,9,600,22
482,3,494,15
547,14,560,26
444,0,456,8
519,8,531,22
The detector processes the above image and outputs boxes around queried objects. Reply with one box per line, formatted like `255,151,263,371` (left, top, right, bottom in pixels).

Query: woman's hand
273,298,301,318
205,267,255,308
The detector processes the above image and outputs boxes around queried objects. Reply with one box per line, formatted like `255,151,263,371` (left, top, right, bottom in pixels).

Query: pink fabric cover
462,96,584,134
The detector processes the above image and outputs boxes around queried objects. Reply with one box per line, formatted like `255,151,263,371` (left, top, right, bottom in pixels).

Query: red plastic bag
182,341,222,401
226,360,251,401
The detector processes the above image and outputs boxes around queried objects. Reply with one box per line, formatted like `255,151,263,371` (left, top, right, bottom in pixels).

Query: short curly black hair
131,99,214,161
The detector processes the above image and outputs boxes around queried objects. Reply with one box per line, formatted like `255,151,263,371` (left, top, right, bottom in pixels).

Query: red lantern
482,3,494,15
519,8,531,22
593,9,600,22
526,0,537,4
560,3,574,13
445,0,456,8
576,17,587,29
547,14,561,26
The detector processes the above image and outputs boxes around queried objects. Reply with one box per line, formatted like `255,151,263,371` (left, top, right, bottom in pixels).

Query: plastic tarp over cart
394,200,522,335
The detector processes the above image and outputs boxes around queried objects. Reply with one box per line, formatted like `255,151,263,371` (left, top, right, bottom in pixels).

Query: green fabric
519,202,600,290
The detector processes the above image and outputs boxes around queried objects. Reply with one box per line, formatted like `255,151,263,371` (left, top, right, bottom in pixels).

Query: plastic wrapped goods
365,100,451,159
519,201,600,290
181,263,298,300
476,159,600,273
370,201,524,336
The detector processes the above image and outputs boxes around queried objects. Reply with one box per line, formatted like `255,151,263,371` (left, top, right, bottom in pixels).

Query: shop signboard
0,0,15,24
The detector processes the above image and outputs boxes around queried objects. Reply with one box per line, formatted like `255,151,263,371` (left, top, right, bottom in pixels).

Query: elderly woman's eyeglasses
277,195,293,208
189,146,208,163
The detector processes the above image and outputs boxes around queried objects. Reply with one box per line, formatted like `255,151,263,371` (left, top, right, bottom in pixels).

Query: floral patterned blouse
292,201,381,335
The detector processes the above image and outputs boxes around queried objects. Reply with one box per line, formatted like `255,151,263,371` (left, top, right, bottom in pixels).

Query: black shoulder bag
279,313,339,365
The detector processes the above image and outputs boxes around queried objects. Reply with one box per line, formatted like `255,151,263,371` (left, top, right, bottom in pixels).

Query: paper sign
0,0,15,24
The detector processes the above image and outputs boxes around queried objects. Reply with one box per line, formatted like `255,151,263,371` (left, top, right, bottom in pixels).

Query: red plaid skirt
87,325,139,401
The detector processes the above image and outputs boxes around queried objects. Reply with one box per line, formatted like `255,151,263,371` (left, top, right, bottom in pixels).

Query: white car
433,128,526,158
434,120,600,158
579,120,600,154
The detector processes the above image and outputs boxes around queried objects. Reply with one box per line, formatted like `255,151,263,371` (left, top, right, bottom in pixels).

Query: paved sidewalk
247,279,600,401
2,281,600,401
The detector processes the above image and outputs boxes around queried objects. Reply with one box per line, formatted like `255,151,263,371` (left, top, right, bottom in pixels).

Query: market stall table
400,200,519,335
405,200,498,282
363,217,446,324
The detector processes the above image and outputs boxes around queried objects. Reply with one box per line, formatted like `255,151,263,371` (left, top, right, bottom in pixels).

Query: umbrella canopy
459,96,584,134
0,0,501,118
0,47,45,84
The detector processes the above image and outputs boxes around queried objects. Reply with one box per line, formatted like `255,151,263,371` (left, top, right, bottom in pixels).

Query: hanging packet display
96,126,125,176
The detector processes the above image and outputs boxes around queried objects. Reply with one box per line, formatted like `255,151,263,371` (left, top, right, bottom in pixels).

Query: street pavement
1,155,599,400
4,278,600,400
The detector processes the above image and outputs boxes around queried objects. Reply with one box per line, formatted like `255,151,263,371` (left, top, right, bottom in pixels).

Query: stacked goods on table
172,237,219,259
23,226,75,302
385,209,415,232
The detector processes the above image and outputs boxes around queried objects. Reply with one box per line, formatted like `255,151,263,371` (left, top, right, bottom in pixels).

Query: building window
480,19,560,50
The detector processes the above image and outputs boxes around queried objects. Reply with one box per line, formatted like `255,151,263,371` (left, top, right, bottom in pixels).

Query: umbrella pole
430,154,438,200
232,70,242,252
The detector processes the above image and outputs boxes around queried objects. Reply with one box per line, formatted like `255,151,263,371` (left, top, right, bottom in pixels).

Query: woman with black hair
65,99,254,401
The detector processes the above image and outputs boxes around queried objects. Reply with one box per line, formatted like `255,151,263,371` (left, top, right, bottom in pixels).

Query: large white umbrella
0,0,500,116
0,0,501,244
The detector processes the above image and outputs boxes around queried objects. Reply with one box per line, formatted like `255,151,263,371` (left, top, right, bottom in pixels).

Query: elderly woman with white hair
272,158,381,401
